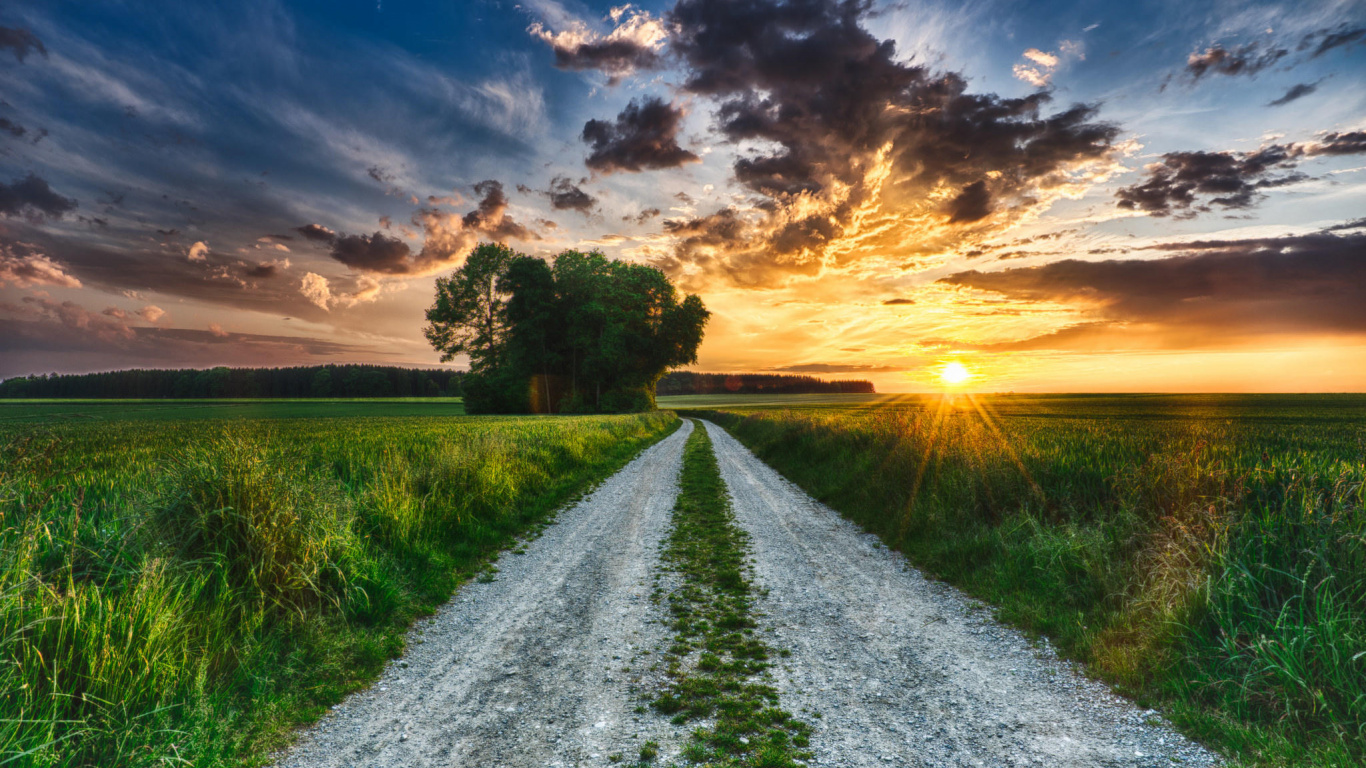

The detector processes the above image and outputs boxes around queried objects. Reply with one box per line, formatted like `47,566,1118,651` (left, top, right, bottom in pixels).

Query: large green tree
424,243,709,414
423,242,516,373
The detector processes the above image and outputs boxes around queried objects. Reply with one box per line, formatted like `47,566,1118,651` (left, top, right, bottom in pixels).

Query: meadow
0,401,678,766
684,394,1366,767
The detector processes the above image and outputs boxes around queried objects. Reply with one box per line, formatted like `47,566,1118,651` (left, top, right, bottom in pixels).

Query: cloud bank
1116,132,1366,217
939,229,1366,348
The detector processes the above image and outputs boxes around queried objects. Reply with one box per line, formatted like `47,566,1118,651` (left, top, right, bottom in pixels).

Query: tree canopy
425,244,709,413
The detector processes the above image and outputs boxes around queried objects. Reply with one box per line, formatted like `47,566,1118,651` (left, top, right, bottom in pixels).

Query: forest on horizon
0,366,874,400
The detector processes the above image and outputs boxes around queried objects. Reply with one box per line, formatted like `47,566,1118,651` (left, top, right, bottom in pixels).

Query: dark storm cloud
1185,42,1287,79
0,174,77,220
947,181,993,223
663,208,747,240
652,0,1120,283
1324,217,1366,232
320,180,537,276
295,224,337,242
1115,147,1302,216
1310,131,1366,155
657,208,753,279
546,175,598,215
0,117,25,138
626,207,661,224
554,39,657,75
582,97,700,173
243,261,283,279
1182,25,1362,83
0,26,45,62
1267,81,1320,106
1115,134,1366,217
459,180,534,241
1306,24,1366,57
329,231,412,274
527,5,666,84
938,230,1366,347
540,34,660,81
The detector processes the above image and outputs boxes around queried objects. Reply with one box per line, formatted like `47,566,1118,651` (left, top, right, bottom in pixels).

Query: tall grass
0,412,677,766
690,396,1365,767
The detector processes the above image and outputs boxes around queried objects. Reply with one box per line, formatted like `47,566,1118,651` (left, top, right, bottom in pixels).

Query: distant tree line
0,367,872,400
656,372,875,396
0,365,465,399
425,243,709,414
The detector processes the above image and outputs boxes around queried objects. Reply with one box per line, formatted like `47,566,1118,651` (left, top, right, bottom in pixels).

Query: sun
939,361,973,386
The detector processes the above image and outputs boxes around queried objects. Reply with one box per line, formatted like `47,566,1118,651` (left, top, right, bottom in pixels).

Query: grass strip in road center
645,420,812,768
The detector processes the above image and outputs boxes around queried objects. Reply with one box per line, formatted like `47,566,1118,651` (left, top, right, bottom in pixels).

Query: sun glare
939,361,972,386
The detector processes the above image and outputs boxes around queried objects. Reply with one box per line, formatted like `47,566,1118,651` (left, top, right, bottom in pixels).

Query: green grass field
5,394,1364,767
0,404,676,767
684,394,1366,767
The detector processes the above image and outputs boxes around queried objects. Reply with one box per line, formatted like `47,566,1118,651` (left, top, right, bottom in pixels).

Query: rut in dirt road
277,420,693,768
701,420,1222,768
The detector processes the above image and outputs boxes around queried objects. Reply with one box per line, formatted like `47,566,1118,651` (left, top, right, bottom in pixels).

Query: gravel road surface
702,419,1220,768
277,416,1223,768
276,420,693,768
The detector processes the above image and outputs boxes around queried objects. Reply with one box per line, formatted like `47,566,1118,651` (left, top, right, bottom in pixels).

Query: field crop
0,404,678,767
687,395,1366,768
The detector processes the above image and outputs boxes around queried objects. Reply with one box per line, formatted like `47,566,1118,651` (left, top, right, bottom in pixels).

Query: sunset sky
1,0,1364,391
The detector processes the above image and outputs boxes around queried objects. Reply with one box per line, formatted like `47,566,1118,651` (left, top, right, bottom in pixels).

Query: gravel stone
701,419,1222,768
274,417,1225,768
273,421,693,768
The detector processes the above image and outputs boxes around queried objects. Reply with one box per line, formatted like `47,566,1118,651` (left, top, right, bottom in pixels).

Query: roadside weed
0,411,679,766
648,421,812,767
689,396,1366,768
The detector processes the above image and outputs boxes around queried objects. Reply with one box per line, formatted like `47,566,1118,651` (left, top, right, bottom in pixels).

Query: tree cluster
425,244,709,414
0,365,464,399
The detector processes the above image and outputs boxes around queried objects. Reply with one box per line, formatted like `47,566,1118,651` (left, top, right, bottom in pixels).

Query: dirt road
278,417,1220,767
277,420,693,768
702,420,1219,768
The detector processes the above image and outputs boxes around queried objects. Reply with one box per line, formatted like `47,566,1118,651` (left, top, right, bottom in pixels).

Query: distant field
657,392,899,409
663,391,1366,419
10,393,1366,423
0,407,675,767
688,394,1366,768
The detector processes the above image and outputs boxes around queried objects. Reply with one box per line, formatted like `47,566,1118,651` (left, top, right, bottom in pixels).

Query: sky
1,0,1364,392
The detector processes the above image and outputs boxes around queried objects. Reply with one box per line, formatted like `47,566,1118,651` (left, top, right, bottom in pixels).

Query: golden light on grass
938,361,973,387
